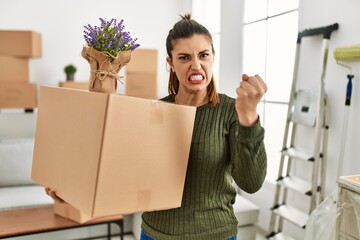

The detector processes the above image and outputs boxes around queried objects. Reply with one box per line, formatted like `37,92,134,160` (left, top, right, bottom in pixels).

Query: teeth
190,75,203,81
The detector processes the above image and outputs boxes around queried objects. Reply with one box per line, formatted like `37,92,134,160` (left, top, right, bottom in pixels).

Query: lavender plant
83,18,140,57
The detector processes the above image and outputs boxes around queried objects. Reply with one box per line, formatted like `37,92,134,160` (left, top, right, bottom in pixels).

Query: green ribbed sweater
141,94,267,240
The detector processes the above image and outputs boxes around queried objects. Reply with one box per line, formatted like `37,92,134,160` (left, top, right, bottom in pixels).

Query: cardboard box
32,87,195,218
54,202,123,223
0,56,30,82
0,30,42,57
54,202,93,223
338,176,360,239
0,83,36,108
126,72,157,99
125,49,158,99
126,49,157,73
59,81,89,90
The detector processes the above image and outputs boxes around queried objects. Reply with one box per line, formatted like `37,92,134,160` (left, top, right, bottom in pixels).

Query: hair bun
180,13,192,20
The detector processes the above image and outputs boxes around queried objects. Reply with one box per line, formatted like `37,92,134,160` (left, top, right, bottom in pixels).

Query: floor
256,232,267,240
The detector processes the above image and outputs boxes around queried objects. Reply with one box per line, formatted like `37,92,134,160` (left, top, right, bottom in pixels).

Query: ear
166,56,174,71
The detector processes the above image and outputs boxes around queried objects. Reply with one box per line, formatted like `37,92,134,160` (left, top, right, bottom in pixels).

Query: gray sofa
0,138,54,211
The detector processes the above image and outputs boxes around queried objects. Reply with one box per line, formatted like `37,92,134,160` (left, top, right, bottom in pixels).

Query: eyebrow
176,49,210,56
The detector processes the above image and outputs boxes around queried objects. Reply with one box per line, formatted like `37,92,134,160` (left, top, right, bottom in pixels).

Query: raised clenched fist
235,74,267,126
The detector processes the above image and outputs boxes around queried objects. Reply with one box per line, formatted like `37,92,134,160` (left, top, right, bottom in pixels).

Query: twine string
90,70,124,87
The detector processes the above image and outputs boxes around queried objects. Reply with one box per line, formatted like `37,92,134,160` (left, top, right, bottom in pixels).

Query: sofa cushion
0,111,37,139
0,185,53,210
233,194,260,226
0,138,36,187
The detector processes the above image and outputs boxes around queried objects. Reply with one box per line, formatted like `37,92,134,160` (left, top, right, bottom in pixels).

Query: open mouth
189,74,204,83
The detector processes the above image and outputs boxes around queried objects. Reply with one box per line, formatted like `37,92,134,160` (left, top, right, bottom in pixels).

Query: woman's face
168,34,214,95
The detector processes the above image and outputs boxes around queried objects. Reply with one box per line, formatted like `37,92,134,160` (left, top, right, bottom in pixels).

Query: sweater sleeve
229,112,267,193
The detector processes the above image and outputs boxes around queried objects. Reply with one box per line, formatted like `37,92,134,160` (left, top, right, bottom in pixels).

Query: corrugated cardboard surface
59,81,89,90
126,49,157,73
338,176,360,239
32,88,108,215
0,56,29,82
125,49,158,99
54,202,92,223
0,83,36,108
32,87,195,218
126,72,157,99
0,30,42,57
54,202,124,224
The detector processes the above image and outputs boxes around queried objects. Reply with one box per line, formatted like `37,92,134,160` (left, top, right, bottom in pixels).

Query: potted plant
64,64,77,81
82,18,140,93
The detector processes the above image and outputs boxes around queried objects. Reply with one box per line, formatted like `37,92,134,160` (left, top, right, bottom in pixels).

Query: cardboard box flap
93,95,196,216
32,87,109,214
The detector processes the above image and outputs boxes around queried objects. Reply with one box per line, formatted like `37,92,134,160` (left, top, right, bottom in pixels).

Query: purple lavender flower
99,18,106,28
83,18,140,57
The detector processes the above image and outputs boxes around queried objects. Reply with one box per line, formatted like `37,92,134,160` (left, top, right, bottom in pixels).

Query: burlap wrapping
82,47,131,93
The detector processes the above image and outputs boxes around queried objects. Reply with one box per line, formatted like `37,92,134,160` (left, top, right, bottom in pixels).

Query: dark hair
166,14,219,106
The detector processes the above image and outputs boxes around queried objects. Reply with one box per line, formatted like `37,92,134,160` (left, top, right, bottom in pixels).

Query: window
242,0,299,182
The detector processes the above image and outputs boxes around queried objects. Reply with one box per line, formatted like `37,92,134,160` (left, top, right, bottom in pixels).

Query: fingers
235,74,267,126
241,74,267,91
45,187,50,195
238,74,267,98
45,187,65,203
242,73,249,81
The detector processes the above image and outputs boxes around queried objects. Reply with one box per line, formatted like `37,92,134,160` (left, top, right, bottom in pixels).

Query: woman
140,14,267,240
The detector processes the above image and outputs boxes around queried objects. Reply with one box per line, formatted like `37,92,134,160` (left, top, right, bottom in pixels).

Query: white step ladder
267,23,339,239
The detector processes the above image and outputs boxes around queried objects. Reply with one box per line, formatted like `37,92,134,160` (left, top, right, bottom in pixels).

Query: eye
200,53,210,58
178,55,189,60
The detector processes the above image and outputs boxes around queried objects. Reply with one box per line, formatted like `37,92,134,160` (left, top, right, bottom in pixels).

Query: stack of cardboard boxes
0,30,42,109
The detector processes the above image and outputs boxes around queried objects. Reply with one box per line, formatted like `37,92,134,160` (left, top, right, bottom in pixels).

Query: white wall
220,0,360,238
0,0,192,99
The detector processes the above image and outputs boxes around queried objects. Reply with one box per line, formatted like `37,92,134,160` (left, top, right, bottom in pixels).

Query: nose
191,57,201,70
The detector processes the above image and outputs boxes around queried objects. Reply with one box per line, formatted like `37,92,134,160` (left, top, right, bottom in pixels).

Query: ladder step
282,147,314,161
278,176,312,195
273,205,308,228
269,232,297,240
